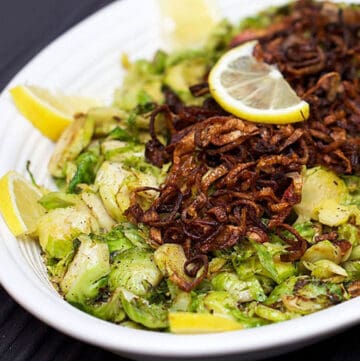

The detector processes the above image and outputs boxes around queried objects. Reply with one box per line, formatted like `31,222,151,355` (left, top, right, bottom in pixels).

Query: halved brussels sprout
303,260,348,283
95,161,129,221
109,248,162,296
86,288,126,323
282,295,325,315
301,240,349,265
60,235,110,304
317,200,356,227
120,289,168,329
211,272,265,302
203,291,238,319
281,276,344,314
349,245,360,261
95,161,159,221
101,140,137,160
168,281,192,312
294,167,347,221
115,58,163,112
338,224,360,245
37,203,99,259
154,244,205,291
81,190,116,231
342,260,360,279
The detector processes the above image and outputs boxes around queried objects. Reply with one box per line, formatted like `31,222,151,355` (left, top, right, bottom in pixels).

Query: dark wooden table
0,1,359,360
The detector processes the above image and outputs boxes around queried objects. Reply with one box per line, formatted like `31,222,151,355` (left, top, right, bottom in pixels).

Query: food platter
0,0,359,360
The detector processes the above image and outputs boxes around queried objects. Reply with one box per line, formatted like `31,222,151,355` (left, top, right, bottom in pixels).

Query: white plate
0,1,359,360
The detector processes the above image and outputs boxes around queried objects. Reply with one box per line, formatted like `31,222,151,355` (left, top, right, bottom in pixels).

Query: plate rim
0,0,360,358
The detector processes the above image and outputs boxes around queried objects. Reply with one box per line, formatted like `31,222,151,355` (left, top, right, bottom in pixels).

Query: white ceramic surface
0,1,359,360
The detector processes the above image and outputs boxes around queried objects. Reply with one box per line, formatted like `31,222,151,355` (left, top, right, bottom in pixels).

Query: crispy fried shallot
126,0,360,290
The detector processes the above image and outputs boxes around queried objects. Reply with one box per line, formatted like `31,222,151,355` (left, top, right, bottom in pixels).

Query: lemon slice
0,171,46,236
208,41,310,124
159,0,219,49
169,312,243,334
10,85,100,141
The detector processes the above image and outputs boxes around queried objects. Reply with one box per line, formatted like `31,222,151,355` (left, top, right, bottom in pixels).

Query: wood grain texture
0,0,359,360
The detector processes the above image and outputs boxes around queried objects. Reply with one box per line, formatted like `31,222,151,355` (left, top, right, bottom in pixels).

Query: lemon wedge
0,171,45,236
10,85,100,141
169,312,243,334
159,0,219,49
208,41,310,124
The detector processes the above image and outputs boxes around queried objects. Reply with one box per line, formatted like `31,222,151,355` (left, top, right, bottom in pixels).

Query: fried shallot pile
126,0,360,284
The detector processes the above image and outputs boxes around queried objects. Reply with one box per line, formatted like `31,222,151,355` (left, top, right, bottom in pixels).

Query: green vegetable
294,221,319,243
95,160,159,221
154,244,205,291
126,98,156,128
251,241,279,283
254,304,291,322
230,308,269,328
60,235,110,304
303,260,348,283
68,150,101,193
265,276,297,305
119,320,145,329
120,289,168,329
38,192,79,210
107,126,138,143
87,106,123,136
37,203,99,259
202,291,238,319
349,245,360,261
99,225,134,254
317,200,357,227
121,154,169,183
301,240,343,264
80,190,116,231
26,160,39,188
114,58,163,112
168,281,192,312
109,248,162,296
294,167,348,222
48,115,95,178
338,224,360,245
211,272,265,303
164,55,208,102
280,277,344,315
342,175,360,206
343,260,360,279
86,288,126,323
46,248,76,283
